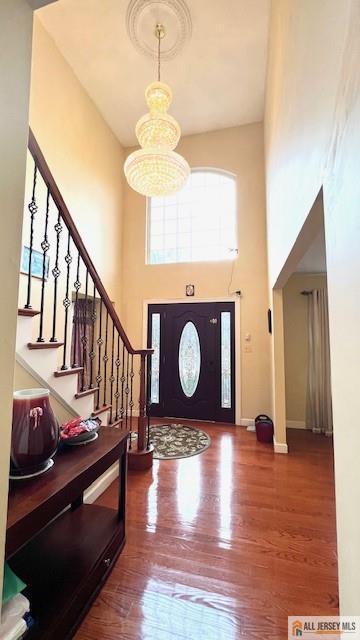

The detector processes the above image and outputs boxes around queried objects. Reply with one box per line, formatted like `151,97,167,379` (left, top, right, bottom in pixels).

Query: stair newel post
115,334,120,421
137,352,147,452
25,162,38,310
37,186,50,342
80,269,89,391
146,354,152,450
71,252,81,365
89,282,96,388
102,309,109,407
128,351,154,470
109,321,115,424
129,354,134,434
95,299,103,411
120,342,125,424
125,350,130,438
61,229,72,368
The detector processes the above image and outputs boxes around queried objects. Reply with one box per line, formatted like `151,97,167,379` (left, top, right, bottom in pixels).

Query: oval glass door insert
178,322,201,398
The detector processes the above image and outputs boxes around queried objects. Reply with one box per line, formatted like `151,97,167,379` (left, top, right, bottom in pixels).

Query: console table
6,428,128,640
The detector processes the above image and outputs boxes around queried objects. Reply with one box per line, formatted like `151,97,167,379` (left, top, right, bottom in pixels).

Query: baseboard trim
287,420,306,429
84,462,119,504
240,418,255,432
274,440,288,454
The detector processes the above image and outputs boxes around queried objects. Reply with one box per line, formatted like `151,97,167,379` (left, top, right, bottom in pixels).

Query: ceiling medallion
126,0,192,60
124,23,190,197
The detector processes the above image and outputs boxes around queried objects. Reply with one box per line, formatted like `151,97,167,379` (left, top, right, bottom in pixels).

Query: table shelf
6,428,128,639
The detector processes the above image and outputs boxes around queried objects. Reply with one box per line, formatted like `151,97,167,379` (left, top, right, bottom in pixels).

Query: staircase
17,129,153,470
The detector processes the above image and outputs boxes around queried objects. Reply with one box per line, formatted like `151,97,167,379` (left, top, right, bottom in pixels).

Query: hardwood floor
75,423,338,640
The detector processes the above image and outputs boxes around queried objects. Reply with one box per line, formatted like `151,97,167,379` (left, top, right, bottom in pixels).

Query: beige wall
265,0,360,614
265,0,350,287
29,18,124,309
271,288,287,451
283,274,327,423
122,124,271,420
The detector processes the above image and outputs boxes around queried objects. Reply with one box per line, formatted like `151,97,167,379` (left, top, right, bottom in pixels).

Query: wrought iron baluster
80,269,89,391
71,252,81,366
37,186,50,341
50,211,63,342
129,354,134,433
89,283,96,388
125,350,130,439
115,334,120,421
95,299,103,410
61,230,72,368
109,322,115,424
25,162,38,309
102,310,109,406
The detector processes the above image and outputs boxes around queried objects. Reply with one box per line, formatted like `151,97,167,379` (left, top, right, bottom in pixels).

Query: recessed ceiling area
37,0,271,147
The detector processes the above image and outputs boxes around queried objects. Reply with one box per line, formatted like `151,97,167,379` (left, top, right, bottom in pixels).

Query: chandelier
124,23,190,197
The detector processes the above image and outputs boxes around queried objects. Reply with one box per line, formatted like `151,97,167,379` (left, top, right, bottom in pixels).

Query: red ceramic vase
11,389,59,477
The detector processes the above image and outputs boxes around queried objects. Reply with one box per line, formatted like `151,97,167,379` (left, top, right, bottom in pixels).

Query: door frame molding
143,297,241,425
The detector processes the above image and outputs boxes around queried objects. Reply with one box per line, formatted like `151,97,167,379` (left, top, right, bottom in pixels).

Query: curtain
306,289,333,436
72,298,93,389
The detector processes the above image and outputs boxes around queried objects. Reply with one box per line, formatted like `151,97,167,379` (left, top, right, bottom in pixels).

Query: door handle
209,318,218,325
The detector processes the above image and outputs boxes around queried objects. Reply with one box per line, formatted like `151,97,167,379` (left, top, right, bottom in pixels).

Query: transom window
147,169,237,265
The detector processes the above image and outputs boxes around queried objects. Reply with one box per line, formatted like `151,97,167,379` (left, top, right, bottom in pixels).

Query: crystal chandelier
124,23,190,197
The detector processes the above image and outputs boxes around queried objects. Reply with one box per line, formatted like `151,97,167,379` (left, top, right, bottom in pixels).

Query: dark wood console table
6,428,128,640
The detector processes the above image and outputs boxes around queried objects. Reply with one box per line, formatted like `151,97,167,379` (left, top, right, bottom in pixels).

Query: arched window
147,169,237,264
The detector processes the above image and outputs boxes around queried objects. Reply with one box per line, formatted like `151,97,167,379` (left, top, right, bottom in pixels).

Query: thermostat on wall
186,284,195,297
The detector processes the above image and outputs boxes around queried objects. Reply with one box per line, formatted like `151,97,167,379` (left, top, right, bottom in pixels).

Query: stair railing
22,129,153,466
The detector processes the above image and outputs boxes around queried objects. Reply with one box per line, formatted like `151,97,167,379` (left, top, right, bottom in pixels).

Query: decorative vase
11,389,59,479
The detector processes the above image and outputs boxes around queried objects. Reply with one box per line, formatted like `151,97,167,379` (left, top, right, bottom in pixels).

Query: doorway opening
282,196,333,453
147,301,235,423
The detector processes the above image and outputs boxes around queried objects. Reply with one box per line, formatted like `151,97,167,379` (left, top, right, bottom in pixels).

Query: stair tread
92,404,111,417
18,308,40,317
108,417,124,428
75,387,99,399
28,342,64,349
54,367,84,378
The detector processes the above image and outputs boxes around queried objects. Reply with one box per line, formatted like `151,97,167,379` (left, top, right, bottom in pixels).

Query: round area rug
150,424,211,460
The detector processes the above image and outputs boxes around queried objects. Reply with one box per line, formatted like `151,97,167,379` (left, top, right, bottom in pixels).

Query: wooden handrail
28,129,152,358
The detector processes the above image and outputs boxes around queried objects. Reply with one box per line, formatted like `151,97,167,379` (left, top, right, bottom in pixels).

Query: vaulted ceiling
38,0,270,147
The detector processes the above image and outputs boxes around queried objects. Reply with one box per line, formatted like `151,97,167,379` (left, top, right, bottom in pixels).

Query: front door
147,302,235,423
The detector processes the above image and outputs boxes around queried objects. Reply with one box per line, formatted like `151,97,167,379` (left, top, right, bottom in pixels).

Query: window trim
146,167,238,266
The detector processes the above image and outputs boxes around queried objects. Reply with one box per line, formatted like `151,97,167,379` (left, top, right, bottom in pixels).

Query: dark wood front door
147,302,235,423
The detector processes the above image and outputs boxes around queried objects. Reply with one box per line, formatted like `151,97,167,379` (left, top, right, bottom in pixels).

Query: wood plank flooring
75,423,338,640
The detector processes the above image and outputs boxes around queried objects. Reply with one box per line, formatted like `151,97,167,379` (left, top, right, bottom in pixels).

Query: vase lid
13,388,50,399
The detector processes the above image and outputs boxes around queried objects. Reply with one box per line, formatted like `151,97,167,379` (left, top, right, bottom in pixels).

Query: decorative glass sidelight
221,312,231,408
179,322,201,398
150,313,161,403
